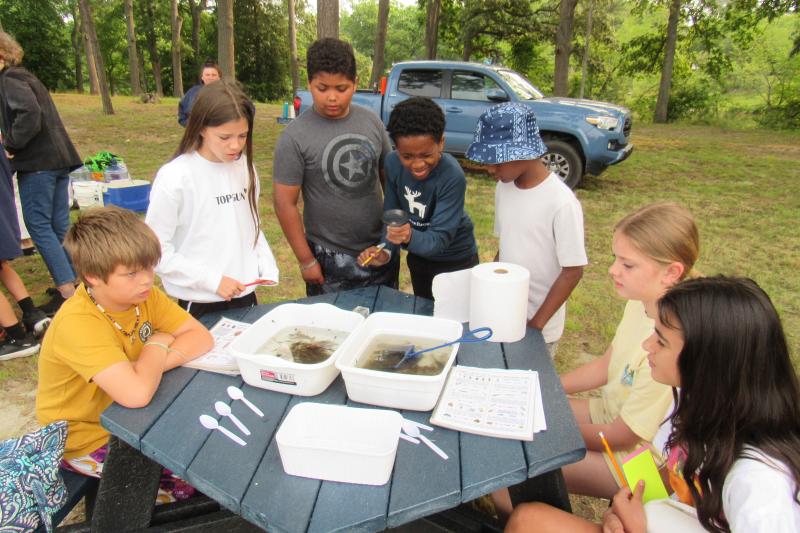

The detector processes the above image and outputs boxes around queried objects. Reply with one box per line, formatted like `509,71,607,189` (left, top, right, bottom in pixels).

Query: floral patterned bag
0,421,68,533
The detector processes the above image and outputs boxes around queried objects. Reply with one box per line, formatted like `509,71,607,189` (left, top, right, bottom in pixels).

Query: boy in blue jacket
358,97,478,299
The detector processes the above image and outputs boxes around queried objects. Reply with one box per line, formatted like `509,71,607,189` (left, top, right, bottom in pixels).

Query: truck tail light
380,76,387,95
293,96,301,116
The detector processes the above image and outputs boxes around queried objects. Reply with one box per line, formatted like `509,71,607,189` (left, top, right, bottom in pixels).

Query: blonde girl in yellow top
557,202,700,500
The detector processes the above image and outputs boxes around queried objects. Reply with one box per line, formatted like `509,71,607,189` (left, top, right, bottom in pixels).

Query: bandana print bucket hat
466,102,547,164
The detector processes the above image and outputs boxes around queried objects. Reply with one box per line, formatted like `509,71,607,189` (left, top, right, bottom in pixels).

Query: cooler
102,179,151,212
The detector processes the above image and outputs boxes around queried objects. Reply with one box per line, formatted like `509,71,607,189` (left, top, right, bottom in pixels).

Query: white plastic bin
228,303,364,396
276,403,402,485
335,312,463,411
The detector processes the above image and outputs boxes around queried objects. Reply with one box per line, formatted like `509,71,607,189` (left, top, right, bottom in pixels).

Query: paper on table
430,366,543,441
532,376,547,433
182,317,250,375
622,447,669,503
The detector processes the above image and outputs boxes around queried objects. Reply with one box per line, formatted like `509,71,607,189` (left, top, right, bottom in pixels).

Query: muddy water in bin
356,334,450,376
255,326,349,364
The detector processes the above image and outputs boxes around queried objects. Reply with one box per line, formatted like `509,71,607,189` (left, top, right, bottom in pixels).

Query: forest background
0,0,798,128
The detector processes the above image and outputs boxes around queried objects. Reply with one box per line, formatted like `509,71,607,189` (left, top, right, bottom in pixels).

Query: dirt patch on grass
0,375,38,440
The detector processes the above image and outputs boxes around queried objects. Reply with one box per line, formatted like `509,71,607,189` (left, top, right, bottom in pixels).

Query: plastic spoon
399,433,420,444
227,386,264,417
401,420,448,460
214,401,251,436
393,327,494,369
199,415,246,446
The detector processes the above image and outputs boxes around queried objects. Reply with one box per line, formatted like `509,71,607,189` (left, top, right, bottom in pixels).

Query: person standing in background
0,31,81,316
178,61,221,127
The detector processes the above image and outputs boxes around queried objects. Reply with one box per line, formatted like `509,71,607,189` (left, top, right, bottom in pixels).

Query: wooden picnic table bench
78,286,585,532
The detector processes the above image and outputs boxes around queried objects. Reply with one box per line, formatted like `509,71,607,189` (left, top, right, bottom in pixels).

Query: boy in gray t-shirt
272,38,398,296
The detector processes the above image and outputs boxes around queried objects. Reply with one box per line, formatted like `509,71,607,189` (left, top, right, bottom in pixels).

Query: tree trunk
579,0,594,99
70,0,84,93
81,13,99,95
171,0,184,97
288,0,300,95
654,0,681,123
189,0,207,75
124,0,142,96
553,0,579,96
78,0,114,114
144,0,164,97
369,0,389,89
316,0,339,39
217,0,235,79
425,0,441,60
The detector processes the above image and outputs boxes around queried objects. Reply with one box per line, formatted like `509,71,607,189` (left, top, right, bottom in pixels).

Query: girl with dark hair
506,275,800,532
146,81,279,318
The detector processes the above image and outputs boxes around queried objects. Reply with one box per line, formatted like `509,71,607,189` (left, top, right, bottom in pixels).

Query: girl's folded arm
561,344,612,395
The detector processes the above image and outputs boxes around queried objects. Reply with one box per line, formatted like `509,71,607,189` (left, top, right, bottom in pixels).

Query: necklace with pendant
87,288,141,345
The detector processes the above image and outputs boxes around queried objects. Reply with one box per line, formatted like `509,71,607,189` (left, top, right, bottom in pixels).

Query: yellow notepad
622,447,669,503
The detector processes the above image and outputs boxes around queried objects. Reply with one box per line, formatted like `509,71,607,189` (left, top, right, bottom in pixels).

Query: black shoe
23,308,52,337
22,246,37,256
0,333,40,361
40,288,67,317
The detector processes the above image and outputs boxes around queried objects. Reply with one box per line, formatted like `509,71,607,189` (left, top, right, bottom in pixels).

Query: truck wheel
542,140,583,189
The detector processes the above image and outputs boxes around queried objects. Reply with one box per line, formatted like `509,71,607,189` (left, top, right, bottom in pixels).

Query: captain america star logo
321,133,378,198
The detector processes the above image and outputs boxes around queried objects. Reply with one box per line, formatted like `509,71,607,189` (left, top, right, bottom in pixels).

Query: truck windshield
497,70,544,100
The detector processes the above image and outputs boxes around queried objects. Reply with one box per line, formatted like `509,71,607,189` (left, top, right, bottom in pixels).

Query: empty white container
335,312,463,411
276,402,402,485
228,303,364,396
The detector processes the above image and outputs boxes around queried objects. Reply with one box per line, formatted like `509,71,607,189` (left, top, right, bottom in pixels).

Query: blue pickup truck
294,60,633,188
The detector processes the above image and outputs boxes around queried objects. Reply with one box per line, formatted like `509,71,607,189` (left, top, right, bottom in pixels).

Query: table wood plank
378,291,461,528
101,366,197,449
373,286,415,313
239,380,348,533
140,372,243,477
307,401,392,533
332,284,380,312
455,340,528,502
502,329,586,477
185,383,292,513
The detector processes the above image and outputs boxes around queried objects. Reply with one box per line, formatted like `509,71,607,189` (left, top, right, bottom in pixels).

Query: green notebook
622,447,669,502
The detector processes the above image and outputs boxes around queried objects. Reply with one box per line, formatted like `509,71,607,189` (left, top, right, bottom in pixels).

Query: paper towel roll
469,262,530,343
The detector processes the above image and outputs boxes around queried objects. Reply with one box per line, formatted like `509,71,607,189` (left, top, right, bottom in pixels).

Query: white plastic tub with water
335,312,463,411
228,303,364,396
276,402,402,485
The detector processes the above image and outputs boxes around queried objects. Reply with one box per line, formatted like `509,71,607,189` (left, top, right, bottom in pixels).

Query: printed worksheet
430,366,545,441
182,317,250,375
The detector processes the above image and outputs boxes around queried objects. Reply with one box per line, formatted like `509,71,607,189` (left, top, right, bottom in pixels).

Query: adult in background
0,31,81,316
178,61,221,127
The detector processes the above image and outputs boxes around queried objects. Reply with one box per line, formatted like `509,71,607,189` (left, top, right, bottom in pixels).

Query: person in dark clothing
357,97,479,300
0,143,50,360
177,61,221,127
0,31,82,315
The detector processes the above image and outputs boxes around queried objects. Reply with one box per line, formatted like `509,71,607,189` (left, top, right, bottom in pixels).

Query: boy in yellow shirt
36,206,213,500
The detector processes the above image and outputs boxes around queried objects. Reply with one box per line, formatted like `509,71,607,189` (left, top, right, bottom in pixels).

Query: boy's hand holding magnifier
359,209,410,268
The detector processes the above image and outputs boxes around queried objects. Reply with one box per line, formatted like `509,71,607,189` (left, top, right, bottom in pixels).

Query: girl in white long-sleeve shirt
146,81,278,318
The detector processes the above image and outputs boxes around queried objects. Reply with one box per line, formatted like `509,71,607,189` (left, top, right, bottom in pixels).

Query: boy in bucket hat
467,103,587,360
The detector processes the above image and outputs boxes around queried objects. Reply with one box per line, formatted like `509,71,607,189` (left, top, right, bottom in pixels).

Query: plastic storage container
228,303,364,396
103,165,130,182
102,179,151,212
73,181,104,209
276,402,402,485
69,165,91,182
335,312,463,411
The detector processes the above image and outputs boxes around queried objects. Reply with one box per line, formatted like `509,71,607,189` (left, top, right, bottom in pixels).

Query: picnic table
92,285,585,532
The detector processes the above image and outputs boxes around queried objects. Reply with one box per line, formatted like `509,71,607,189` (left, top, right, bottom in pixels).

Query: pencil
599,431,629,488
361,243,386,267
